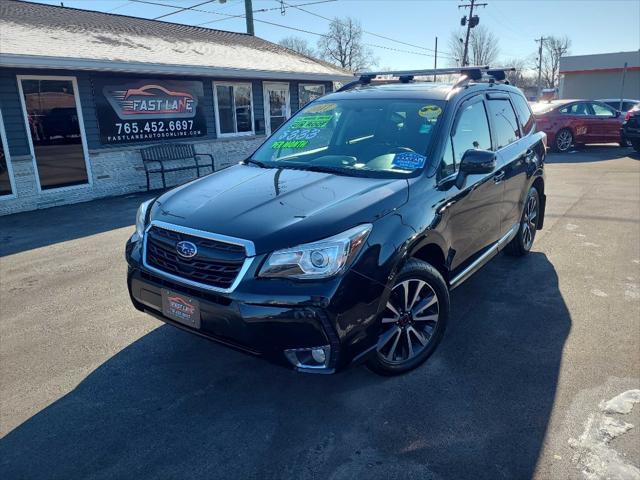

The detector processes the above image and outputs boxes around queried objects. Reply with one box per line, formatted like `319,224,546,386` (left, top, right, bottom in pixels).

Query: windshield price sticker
418,105,443,120
277,127,320,141
271,140,309,149
305,103,337,114
291,114,332,129
392,152,427,170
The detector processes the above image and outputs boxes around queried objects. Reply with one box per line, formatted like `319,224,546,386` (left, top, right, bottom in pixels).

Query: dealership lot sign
94,78,207,144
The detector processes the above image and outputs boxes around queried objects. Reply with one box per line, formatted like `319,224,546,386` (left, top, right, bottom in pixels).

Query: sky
22,0,640,71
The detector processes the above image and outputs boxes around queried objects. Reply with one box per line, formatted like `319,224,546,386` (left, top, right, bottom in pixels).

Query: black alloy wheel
367,259,449,376
505,186,540,256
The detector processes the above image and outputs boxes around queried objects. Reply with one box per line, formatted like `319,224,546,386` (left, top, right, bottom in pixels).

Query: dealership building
559,50,640,101
0,0,351,215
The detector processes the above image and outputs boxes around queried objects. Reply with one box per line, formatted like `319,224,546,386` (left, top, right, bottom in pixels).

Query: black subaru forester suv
126,67,547,375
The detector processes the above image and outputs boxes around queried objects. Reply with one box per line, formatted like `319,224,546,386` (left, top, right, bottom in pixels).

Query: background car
622,104,640,152
597,98,640,113
531,99,625,152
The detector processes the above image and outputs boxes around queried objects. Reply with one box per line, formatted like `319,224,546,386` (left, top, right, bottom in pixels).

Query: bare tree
540,36,571,88
448,25,499,66
497,58,537,88
278,36,316,58
317,17,376,72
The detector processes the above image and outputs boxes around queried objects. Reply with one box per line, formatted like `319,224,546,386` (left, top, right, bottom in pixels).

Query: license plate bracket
161,288,201,329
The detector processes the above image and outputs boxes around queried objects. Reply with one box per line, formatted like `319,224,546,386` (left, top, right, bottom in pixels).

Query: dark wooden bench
140,143,214,191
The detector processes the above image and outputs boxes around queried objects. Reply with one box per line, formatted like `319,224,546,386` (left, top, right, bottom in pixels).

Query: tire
367,259,449,376
632,140,640,153
554,128,573,152
505,186,540,257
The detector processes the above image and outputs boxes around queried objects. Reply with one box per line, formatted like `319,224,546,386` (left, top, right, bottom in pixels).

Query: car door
558,102,591,143
437,95,503,270
588,102,622,142
486,93,531,235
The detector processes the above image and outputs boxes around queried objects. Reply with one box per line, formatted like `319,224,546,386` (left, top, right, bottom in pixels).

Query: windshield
251,98,445,177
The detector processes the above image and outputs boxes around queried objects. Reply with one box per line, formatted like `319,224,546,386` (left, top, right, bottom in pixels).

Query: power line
129,0,445,59
281,1,459,60
106,0,134,13
196,0,338,24
153,0,216,20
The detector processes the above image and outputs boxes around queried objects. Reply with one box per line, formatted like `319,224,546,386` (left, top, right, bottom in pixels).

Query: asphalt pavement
1,145,639,480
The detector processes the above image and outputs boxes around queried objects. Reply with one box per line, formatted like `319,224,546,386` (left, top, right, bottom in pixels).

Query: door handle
493,170,505,183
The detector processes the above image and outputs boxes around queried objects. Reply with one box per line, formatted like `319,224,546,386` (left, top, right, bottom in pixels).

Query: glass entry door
263,82,290,136
19,77,90,190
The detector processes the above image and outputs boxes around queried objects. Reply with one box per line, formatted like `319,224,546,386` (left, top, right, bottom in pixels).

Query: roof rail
337,66,516,92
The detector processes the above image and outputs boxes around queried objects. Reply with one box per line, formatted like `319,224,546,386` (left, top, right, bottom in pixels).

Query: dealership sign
94,78,207,144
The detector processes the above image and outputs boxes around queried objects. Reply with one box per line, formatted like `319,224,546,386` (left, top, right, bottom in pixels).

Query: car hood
152,164,409,254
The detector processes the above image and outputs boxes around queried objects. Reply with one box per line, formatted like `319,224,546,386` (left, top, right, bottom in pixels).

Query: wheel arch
410,241,448,283
531,175,546,229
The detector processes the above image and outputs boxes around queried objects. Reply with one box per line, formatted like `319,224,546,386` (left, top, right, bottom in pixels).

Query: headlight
259,224,372,279
134,199,154,240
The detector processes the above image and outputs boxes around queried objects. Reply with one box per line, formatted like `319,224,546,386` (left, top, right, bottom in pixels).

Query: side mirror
456,149,496,189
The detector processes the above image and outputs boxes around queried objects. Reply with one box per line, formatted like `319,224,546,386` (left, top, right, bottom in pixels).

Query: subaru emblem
176,240,197,258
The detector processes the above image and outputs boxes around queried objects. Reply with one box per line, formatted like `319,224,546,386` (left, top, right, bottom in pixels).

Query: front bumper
126,236,386,373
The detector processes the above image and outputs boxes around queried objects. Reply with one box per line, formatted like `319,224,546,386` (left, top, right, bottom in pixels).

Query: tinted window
252,99,445,177
559,103,589,115
590,103,615,117
20,78,88,190
298,84,325,108
441,99,491,177
215,83,253,135
487,99,521,149
510,93,534,135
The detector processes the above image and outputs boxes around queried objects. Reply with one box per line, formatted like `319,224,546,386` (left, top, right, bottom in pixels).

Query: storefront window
214,82,254,136
19,77,89,190
298,84,326,107
0,110,14,196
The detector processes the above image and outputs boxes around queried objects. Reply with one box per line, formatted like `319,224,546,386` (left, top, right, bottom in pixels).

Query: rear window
510,93,535,135
486,99,521,149
252,98,446,177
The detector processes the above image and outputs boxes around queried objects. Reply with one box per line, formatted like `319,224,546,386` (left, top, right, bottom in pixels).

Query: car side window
510,93,535,135
439,98,491,179
590,103,616,117
486,99,521,150
559,103,589,115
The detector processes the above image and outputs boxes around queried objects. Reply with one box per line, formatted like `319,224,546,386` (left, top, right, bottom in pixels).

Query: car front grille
145,225,247,290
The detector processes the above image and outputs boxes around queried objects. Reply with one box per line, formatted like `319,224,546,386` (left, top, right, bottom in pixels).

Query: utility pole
535,36,545,100
619,62,628,111
244,0,255,35
458,0,487,66
433,37,438,82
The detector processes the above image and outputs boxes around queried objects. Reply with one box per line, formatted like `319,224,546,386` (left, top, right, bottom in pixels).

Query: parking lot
1,146,639,479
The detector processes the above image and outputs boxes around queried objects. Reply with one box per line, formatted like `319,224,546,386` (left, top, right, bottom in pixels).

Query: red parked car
531,100,625,152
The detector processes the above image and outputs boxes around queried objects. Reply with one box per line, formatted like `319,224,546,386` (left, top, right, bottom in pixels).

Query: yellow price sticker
418,105,443,119
305,103,337,114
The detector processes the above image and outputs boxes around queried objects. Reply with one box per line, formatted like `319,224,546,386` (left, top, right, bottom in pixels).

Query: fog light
311,347,326,364
284,345,331,370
